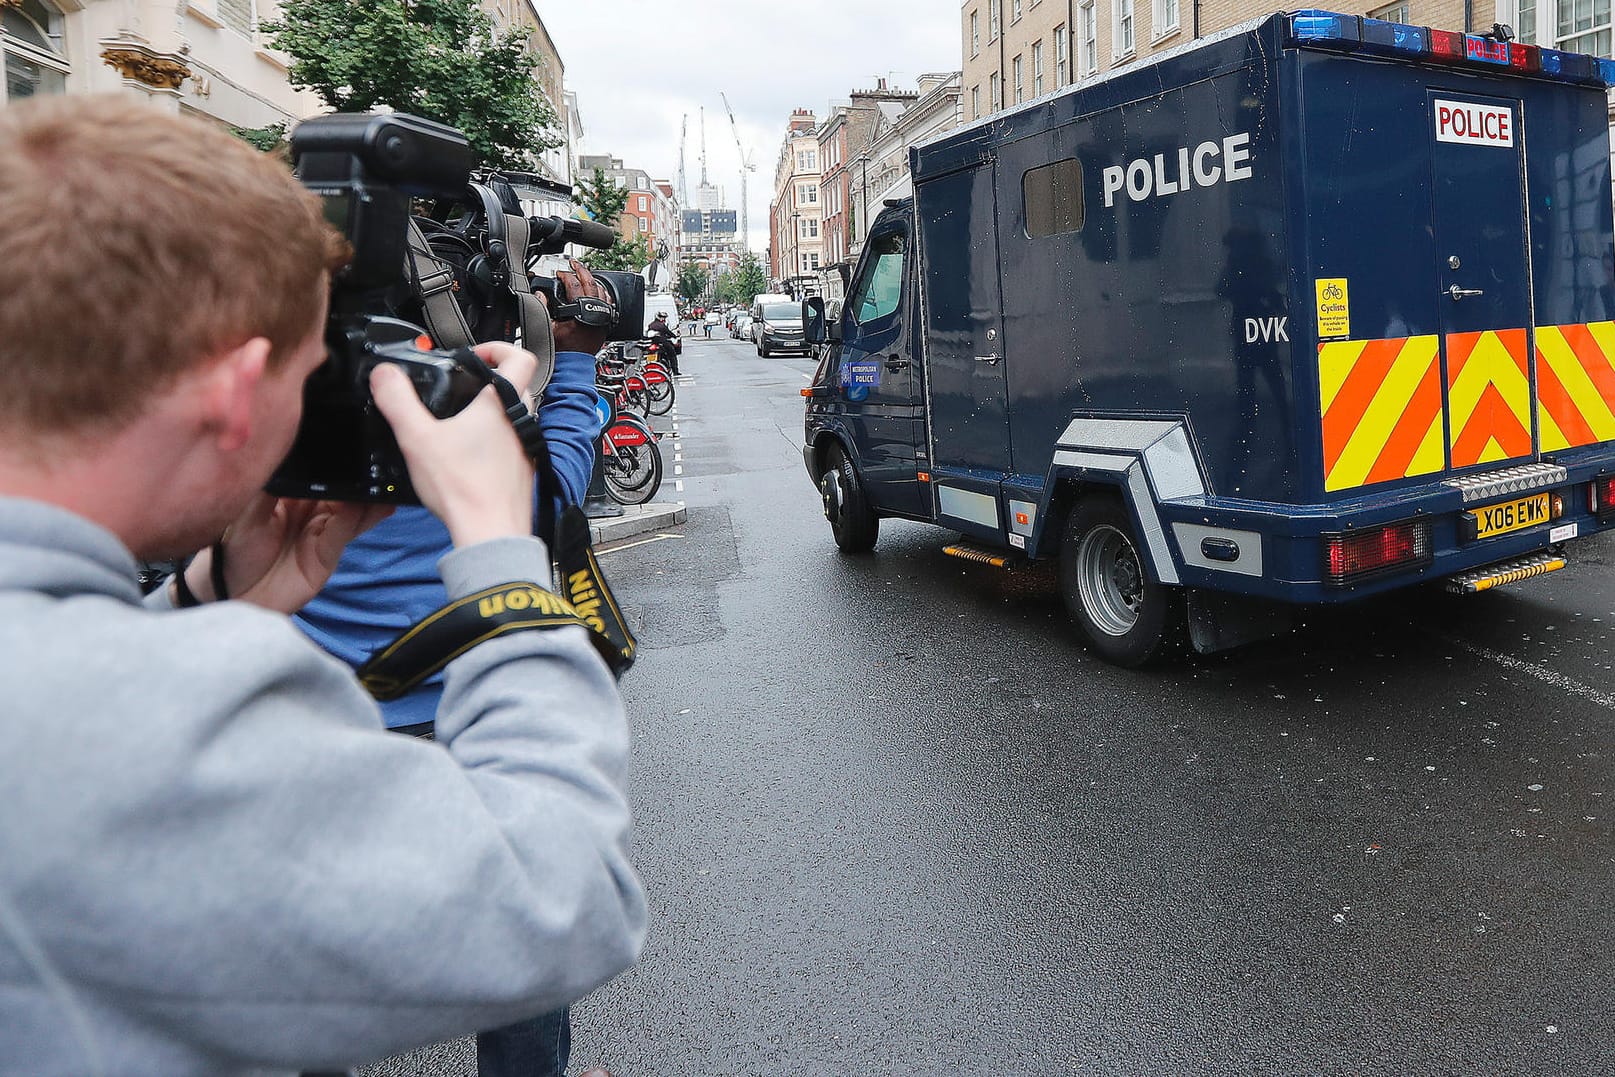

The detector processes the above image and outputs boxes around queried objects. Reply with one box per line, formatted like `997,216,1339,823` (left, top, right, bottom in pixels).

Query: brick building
953,0,1613,127
817,80,920,272
577,153,680,261
770,109,824,289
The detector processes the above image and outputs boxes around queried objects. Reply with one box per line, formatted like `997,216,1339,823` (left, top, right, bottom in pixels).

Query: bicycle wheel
603,441,663,504
646,380,674,416
602,419,658,490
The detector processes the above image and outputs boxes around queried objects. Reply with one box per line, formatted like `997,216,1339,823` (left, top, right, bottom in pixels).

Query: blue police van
802,9,1615,665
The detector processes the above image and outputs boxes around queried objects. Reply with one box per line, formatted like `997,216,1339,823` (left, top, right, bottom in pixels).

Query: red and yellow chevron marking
1447,328,1533,468
1319,336,1444,492
1536,322,1615,451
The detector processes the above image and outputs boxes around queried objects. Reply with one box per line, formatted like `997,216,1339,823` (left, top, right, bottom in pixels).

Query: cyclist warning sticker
1315,278,1350,340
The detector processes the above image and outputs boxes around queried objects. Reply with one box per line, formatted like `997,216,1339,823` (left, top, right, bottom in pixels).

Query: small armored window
1023,158,1085,238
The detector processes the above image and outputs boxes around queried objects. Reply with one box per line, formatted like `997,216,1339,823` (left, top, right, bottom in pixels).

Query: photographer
0,95,644,1077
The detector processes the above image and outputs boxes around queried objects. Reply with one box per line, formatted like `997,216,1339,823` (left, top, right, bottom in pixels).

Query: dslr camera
268,113,644,504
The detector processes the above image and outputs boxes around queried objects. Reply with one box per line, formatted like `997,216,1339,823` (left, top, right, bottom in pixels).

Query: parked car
731,315,753,339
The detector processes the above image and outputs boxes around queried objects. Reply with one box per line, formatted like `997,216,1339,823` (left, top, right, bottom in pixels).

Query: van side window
1023,158,1085,237
850,232,906,324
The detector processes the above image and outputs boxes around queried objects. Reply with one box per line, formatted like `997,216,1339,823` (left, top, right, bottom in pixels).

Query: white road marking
674,454,682,463
1437,633,1615,712
675,480,684,492
674,465,683,476
598,532,684,556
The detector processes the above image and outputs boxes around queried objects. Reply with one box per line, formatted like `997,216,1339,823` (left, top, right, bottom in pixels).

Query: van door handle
885,355,910,371
1447,285,1485,300
975,353,1001,365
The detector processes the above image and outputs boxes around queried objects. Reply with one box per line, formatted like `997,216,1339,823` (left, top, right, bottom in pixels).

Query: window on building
638,195,648,211
990,71,1002,109
1023,158,1085,237
1114,0,1135,57
1055,26,1069,84
1517,0,1612,56
990,0,1001,39
1013,0,1023,21
218,0,255,36
2,0,68,101
1369,1,1410,21
1013,55,1024,103
1080,2,1098,73
971,10,981,55
800,217,820,238
972,84,982,118
798,183,818,205
1033,40,1045,95
1154,0,1179,35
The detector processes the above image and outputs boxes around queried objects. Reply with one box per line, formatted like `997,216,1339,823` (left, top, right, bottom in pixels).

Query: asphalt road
368,334,1615,1077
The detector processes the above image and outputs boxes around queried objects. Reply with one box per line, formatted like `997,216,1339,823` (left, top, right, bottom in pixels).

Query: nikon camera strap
357,354,637,699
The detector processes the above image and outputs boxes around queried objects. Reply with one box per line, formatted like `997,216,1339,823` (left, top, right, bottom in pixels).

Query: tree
260,0,560,170
230,121,288,154
731,253,770,307
583,233,651,274
676,262,710,304
573,167,628,229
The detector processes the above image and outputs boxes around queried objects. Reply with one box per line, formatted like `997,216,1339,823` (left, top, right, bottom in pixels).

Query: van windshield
762,304,798,322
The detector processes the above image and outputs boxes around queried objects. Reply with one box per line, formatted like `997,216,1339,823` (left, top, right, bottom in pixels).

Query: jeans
477,1007,571,1077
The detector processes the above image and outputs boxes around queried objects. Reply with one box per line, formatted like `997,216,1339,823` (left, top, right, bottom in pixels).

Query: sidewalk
587,500,687,546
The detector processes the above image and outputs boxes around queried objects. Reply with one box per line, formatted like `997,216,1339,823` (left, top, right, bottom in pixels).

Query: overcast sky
535,2,960,252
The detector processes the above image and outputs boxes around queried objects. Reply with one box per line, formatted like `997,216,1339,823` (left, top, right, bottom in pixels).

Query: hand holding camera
370,341,540,549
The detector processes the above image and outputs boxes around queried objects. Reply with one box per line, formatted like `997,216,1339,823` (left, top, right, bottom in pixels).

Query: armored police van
802,9,1615,665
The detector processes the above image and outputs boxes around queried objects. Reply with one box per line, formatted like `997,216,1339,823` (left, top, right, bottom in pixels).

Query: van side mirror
803,297,840,345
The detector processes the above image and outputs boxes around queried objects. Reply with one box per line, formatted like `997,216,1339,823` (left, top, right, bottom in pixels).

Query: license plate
1468,492,1552,540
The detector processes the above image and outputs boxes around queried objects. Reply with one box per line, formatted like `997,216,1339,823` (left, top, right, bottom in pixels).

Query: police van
801,9,1615,665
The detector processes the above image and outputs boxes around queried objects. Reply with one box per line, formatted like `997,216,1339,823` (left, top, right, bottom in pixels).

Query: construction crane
720,91,756,255
677,114,688,206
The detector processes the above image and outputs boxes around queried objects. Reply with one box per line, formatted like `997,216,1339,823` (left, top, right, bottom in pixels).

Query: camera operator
295,261,611,1077
0,95,644,1077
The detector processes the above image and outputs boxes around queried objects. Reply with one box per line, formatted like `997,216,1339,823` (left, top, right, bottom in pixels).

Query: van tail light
1589,475,1615,517
1323,519,1432,585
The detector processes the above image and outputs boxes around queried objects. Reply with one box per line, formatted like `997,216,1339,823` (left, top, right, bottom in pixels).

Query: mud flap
1186,589,1294,654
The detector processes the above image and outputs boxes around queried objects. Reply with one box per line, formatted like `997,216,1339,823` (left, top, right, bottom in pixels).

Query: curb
588,501,688,546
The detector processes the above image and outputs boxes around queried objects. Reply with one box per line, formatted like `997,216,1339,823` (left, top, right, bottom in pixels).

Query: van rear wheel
821,444,879,553
1060,495,1184,666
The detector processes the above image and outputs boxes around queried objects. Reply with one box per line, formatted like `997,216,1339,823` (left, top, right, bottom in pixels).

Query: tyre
646,381,674,416
1059,495,1185,667
819,444,879,553
621,386,650,416
603,441,663,505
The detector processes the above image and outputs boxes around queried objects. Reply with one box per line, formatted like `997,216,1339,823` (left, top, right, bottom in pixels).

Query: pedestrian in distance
0,95,644,1076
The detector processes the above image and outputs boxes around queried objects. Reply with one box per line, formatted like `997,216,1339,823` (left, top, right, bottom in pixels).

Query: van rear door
1428,91,1537,471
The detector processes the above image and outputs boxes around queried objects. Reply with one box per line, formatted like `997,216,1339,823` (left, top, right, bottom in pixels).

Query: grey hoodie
0,497,645,1076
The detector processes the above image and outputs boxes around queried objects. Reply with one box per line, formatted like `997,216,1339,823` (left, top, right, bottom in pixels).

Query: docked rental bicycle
595,354,664,505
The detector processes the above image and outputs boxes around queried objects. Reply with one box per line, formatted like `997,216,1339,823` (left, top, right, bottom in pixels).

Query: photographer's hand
547,258,612,356
178,495,393,613
371,341,539,549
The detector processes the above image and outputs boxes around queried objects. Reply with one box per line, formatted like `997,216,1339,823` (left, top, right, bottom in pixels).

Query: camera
267,116,641,504
269,113,484,504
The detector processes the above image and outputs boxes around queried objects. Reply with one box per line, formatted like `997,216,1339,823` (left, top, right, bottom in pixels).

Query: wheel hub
1077,524,1146,636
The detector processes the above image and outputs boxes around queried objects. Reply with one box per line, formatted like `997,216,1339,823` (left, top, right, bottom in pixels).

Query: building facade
577,153,681,261
954,0,1570,125
817,79,924,276
844,72,963,267
770,108,824,290
1,1,578,172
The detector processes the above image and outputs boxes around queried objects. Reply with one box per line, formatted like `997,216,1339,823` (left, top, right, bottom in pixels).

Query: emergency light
1289,9,1615,87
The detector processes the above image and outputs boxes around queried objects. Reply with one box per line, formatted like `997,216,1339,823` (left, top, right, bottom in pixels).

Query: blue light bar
1359,17,1426,55
1600,57,1615,85
1290,10,1356,44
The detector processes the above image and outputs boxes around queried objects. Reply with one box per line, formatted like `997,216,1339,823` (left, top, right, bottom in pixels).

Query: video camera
267,113,645,504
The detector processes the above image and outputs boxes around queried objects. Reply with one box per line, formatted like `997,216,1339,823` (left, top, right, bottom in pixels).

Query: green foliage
730,253,770,307
260,0,560,170
573,167,627,228
230,122,288,153
675,261,710,304
583,233,651,274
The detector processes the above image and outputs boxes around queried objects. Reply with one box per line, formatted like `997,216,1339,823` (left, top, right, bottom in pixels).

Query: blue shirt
296,349,601,728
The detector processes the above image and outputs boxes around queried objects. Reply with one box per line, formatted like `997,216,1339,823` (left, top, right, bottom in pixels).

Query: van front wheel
820,445,879,553
1059,496,1184,666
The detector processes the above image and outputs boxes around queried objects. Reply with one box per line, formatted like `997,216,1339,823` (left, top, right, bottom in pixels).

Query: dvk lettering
1244,317,1288,343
